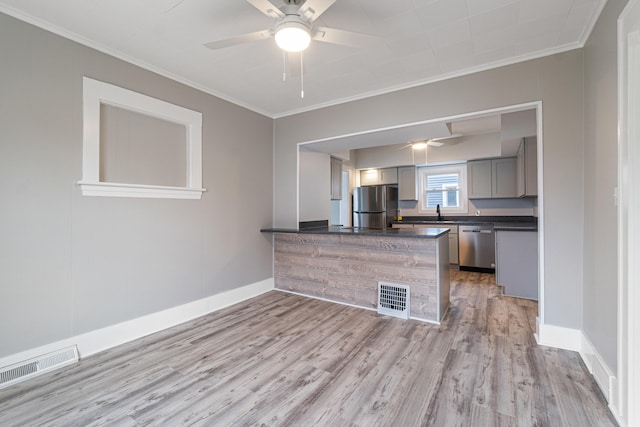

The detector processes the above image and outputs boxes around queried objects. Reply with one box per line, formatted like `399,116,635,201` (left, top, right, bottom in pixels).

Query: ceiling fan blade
204,30,273,50
430,133,463,142
246,0,285,18
313,27,382,48
298,0,336,22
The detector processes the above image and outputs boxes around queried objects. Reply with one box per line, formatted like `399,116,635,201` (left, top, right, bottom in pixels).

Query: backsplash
398,197,537,218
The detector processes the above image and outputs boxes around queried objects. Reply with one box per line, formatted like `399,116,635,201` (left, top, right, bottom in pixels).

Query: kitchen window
418,164,468,214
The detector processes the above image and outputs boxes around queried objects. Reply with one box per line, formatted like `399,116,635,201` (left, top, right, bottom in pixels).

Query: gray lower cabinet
496,230,538,300
449,232,459,265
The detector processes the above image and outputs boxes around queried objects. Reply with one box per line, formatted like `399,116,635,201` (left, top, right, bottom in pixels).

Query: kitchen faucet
436,204,442,221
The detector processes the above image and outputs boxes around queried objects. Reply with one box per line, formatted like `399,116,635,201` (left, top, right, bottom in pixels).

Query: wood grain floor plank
0,271,616,427
424,348,480,426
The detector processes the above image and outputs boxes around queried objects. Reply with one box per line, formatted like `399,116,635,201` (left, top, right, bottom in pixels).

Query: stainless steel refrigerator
353,185,398,229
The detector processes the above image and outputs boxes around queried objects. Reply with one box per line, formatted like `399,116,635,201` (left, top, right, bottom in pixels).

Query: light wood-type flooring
0,271,617,426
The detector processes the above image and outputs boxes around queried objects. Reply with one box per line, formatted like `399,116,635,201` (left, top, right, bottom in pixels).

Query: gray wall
275,51,586,330
299,148,331,222
0,13,273,358
582,0,629,372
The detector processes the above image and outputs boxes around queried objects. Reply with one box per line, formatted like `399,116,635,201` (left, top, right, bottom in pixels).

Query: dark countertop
493,222,538,231
393,216,538,231
261,225,450,238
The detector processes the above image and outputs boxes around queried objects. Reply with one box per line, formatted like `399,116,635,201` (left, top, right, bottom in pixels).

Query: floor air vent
0,345,79,390
378,282,410,320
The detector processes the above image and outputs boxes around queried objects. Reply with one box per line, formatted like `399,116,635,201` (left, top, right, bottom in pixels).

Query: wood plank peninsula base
271,228,450,323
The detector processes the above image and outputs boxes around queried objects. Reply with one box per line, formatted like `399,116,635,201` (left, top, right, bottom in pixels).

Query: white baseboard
535,320,583,351
536,319,621,424
579,333,615,400
0,278,274,369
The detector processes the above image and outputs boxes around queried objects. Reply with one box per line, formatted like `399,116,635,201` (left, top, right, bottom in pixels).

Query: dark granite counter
392,216,538,231
493,222,538,231
261,225,450,238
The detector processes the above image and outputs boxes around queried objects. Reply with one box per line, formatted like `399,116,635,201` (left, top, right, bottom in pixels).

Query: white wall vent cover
0,345,79,390
378,282,410,320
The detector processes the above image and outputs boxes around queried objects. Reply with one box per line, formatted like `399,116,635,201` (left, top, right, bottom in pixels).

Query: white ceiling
0,0,605,118
304,108,536,158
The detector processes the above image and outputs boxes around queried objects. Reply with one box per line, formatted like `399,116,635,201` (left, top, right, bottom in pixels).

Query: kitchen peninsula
261,225,450,323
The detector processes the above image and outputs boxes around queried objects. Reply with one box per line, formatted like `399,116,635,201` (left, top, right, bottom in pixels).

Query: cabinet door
496,231,538,300
524,137,538,196
398,166,418,200
516,141,526,197
492,157,517,198
360,169,379,186
379,167,398,184
330,157,343,200
467,160,492,199
449,234,459,264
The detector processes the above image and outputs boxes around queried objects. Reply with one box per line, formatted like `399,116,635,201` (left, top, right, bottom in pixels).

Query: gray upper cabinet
379,167,398,185
398,166,418,200
524,137,538,196
516,141,526,197
330,157,343,200
360,167,398,186
516,137,538,197
468,158,518,199
467,160,493,198
492,157,518,198
360,169,379,186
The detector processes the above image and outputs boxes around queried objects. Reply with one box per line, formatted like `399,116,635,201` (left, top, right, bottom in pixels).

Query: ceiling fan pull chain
283,51,287,81
300,51,304,98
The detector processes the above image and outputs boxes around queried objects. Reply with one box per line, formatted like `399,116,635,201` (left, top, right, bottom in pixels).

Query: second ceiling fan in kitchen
203,0,380,97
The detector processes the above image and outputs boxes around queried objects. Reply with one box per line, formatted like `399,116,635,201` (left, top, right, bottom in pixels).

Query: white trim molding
535,320,583,351
76,181,206,199
0,278,274,370
617,1,640,426
79,77,205,199
535,320,620,422
580,333,617,402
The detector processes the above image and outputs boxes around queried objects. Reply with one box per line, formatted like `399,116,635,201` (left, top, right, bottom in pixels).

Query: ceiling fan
426,134,463,147
204,0,380,53
396,134,464,151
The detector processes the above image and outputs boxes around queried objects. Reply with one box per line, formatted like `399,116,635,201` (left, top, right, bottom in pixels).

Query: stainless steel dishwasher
459,225,496,273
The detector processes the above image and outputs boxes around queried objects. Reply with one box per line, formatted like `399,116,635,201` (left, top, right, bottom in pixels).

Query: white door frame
617,1,640,425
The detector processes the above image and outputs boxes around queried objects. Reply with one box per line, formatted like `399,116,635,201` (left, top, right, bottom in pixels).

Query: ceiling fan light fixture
275,20,311,52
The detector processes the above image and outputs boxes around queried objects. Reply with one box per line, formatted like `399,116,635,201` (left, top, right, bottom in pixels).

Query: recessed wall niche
79,77,205,199
99,105,187,188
